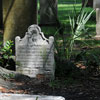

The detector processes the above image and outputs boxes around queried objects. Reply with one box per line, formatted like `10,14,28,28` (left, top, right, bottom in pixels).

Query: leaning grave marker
15,25,55,79
93,0,100,39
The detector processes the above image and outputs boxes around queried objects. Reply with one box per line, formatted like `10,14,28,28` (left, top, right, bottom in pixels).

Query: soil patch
0,77,100,100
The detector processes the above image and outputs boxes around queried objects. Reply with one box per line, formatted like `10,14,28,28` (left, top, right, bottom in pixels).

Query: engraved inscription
16,25,55,79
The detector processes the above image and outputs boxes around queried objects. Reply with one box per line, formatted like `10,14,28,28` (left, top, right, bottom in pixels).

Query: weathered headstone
39,0,58,25
93,0,100,39
95,8,100,39
15,25,55,79
93,0,100,9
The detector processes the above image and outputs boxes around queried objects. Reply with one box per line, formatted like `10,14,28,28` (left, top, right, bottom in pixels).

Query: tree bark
0,0,3,29
3,0,37,46
3,0,15,25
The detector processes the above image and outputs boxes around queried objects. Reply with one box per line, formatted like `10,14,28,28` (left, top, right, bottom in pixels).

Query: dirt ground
0,76,100,100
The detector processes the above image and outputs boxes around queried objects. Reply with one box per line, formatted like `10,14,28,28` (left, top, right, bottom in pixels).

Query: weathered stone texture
15,25,55,79
93,0,100,9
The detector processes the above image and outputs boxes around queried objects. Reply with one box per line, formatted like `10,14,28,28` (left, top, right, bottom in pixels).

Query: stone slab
95,8,100,39
94,35,100,40
15,25,55,79
93,0,100,9
0,93,65,100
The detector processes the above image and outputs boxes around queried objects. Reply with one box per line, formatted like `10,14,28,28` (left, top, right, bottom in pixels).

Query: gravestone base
0,93,65,100
36,73,54,80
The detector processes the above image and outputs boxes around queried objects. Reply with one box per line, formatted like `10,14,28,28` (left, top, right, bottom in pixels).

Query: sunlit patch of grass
58,0,81,4
37,1,95,37
41,27,58,37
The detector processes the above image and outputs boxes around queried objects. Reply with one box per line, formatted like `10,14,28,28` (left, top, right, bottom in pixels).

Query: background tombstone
93,0,100,9
95,8,100,39
39,0,58,25
15,25,55,79
93,0,100,39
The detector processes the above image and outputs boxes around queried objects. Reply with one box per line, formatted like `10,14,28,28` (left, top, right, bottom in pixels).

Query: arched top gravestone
15,25,55,79
16,25,50,45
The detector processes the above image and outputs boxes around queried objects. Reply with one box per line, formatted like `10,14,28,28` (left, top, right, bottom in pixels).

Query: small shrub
0,40,15,70
55,1,94,78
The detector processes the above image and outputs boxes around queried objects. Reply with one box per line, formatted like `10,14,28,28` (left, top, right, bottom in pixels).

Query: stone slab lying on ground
0,93,65,100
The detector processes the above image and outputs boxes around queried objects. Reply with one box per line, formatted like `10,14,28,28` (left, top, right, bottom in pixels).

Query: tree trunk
3,0,37,46
0,0,3,29
82,0,93,7
3,0,15,25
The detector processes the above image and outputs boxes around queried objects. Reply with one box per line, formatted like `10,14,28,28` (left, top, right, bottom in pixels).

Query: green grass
58,0,82,3
38,2,96,37
58,4,82,23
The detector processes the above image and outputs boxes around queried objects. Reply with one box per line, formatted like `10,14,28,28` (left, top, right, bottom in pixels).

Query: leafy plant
1,40,13,59
2,73,15,80
55,1,94,60
0,40,15,70
36,97,38,100
55,0,94,77
67,2,94,60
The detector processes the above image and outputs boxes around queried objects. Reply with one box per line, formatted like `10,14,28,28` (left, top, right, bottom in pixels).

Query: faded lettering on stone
15,25,55,79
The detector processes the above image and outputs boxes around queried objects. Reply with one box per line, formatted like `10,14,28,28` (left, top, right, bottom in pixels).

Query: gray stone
95,8,100,39
39,0,58,25
93,0,100,9
0,93,65,100
15,25,55,79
